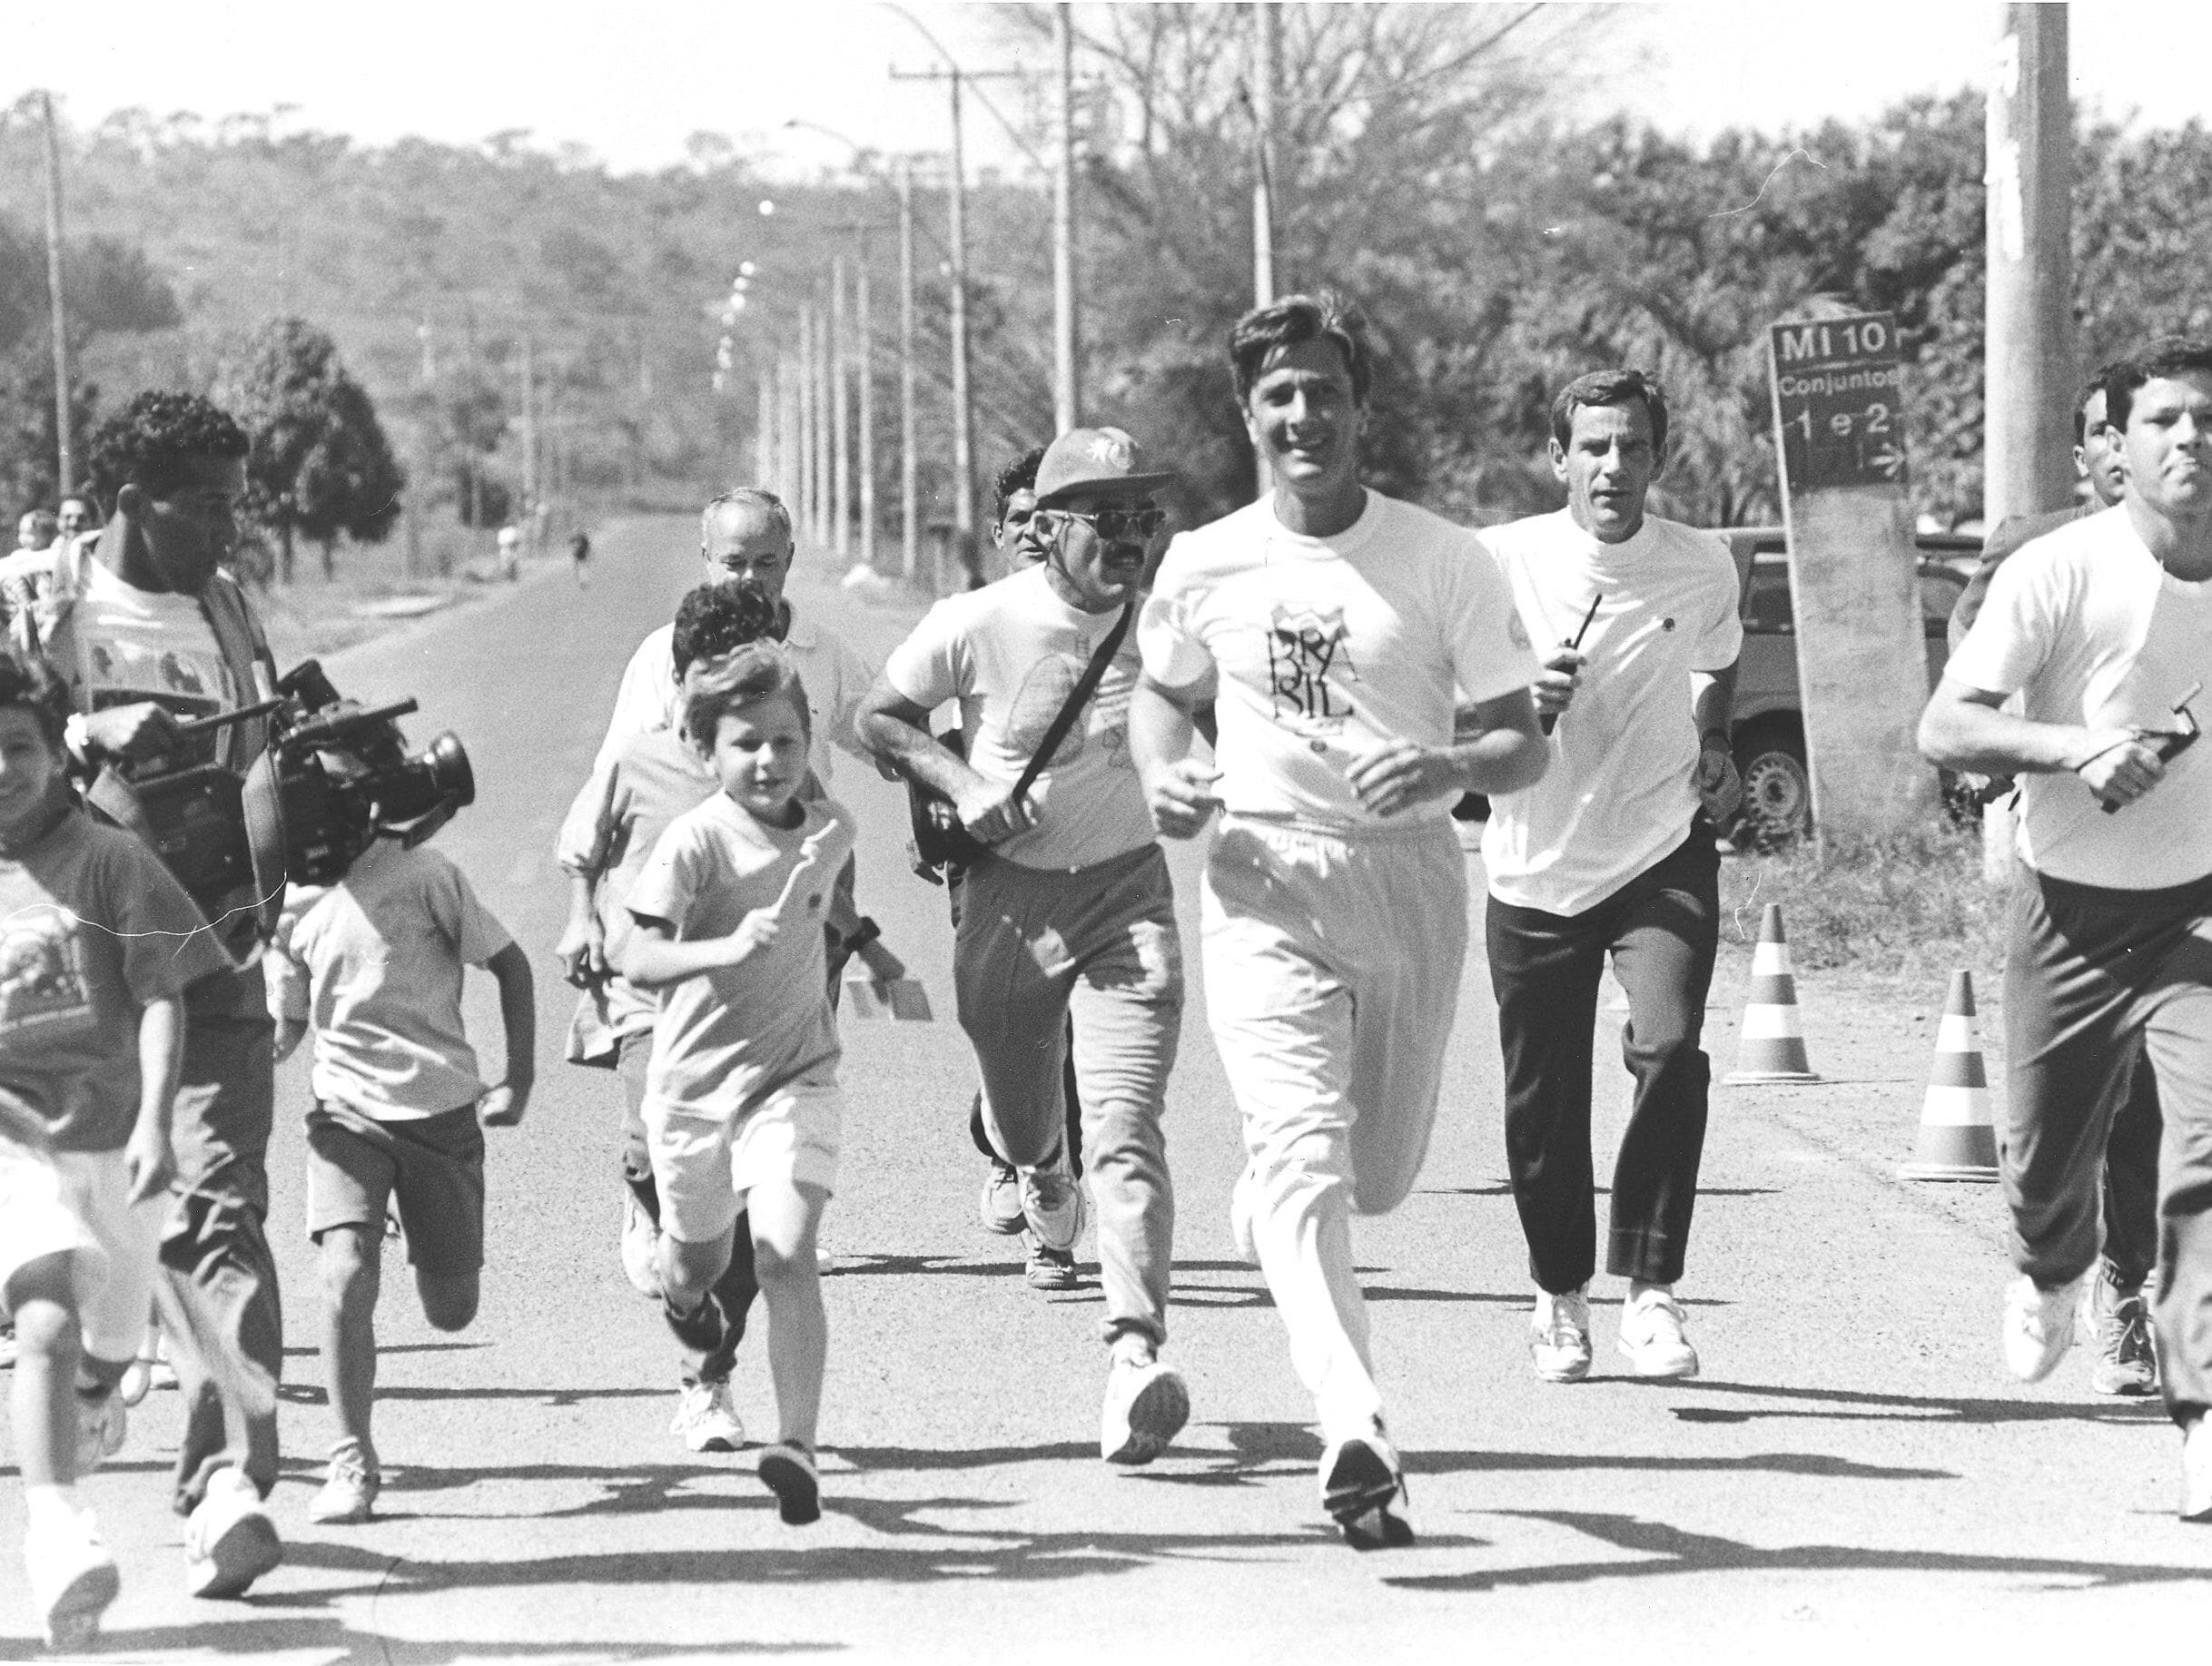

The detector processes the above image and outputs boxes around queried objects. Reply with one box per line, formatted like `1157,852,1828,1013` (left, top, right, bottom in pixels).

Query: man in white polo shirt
1921,340,2212,1522
1481,369,1743,1386
1131,292,1545,1548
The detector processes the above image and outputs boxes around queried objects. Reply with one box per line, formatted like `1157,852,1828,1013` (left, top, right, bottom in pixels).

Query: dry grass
246,523,525,667
1717,823,2010,982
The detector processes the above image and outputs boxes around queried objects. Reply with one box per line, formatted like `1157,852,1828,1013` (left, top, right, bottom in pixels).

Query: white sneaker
1617,1286,1700,1379
1318,1425,1414,1551
1100,1356,1190,1465
620,1192,662,1298
24,1506,119,1650
978,1163,1025,1236
2184,1416,2212,1523
75,1387,126,1474
183,1466,281,1599
2002,1272,2081,1383
672,1377,746,1454
1530,1286,1594,1383
310,1444,381,1524
1020,1164,1086,1253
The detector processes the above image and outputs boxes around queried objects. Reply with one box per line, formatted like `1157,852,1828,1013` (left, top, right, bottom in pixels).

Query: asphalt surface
4,515,2208,1664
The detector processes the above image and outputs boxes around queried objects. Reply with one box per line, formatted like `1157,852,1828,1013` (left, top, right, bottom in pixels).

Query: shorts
0,1140,164,1363
306,1099,486,1276
644,1077,841,1244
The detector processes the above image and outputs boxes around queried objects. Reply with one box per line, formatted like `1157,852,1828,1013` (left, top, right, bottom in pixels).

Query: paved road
5,517,2207,1663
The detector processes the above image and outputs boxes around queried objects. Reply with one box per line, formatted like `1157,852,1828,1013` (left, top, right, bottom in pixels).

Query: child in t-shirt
267,811,536,1525
0,646,232,1648
620,642,854,1524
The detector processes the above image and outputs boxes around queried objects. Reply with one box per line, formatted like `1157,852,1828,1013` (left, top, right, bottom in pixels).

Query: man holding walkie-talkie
1481,369,1744,1390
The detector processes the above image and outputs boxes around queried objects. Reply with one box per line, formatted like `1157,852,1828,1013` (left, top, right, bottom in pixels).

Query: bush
1718,823,2009,980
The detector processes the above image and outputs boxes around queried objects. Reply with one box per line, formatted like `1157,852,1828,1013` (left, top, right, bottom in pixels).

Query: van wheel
1733,730,1811,847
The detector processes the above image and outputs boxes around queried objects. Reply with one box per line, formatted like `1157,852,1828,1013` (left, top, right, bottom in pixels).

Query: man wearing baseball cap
860,427,1192,1467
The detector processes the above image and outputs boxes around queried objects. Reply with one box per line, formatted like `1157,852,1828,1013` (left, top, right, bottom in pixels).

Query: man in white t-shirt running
1921,339,2212,1523
1131,292,1546,1547
861,427,1192,1469
1481,369,1743,1386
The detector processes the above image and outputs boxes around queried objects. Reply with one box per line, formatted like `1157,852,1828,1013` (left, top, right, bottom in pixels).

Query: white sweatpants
1201,814,1467,1440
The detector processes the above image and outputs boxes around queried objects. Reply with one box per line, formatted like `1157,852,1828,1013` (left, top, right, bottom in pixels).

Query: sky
6,1,2209,178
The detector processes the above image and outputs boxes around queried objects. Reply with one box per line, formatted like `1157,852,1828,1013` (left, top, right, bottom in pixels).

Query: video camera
103,658,475,936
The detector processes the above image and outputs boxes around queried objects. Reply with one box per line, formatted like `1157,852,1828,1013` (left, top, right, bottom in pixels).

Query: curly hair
1229,291,1374,406
84,391,250,513
681,642,811,752
0,646,76,752
992,446,1046,528
671,581,784,675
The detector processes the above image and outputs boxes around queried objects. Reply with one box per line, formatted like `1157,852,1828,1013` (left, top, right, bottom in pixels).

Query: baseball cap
1032,427,1175,508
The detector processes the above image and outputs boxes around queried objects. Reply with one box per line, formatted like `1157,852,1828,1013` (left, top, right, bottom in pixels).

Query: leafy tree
224,317,405,581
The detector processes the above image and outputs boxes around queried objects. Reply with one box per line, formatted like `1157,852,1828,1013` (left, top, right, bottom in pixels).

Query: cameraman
4,392,287,1597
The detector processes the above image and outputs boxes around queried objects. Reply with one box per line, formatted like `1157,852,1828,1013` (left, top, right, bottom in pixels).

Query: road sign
1768,311,1909,492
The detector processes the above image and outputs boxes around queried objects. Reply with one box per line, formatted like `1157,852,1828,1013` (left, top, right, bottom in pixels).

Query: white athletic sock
23,1484,82,1531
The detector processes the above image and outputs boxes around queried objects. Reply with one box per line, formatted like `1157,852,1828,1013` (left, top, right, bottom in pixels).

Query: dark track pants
1486,824,1721,1293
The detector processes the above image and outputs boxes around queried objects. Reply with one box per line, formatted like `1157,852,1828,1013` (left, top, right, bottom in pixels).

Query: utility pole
40,93,74,498
832,256,852,560
1984,4,2074,527
797,305,817,546
755,369,775,488
897,161,920,583
1250,3,1279,308
780,354,804,512
518,333,538,551
857,247,878,573
813,295,833,547
893,61,1018,588
1052,4,1081,431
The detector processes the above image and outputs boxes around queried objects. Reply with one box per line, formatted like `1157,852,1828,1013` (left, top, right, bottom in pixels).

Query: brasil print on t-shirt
1265,601,1362,733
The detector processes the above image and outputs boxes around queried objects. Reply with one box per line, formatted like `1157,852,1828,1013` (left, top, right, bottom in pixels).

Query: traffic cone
1900,970,2000,1182
1724,903,1820,1083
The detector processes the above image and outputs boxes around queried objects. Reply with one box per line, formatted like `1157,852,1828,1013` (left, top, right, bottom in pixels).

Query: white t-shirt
1947,505,2212,890
1139,489,1535,833
1481,509,1743,915
883,565,1152,871
626,793,856,1120
591,606,873,787
267,840,514,1120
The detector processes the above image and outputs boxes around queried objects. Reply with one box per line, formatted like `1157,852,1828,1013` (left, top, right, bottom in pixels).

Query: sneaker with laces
1617,1286,1700,1379
2086,1277,2159,1396
1318,1426,1414,1551
183,1466,281,1599
2184,1415,2212,1523
620,1191,662,1298
1024,1234,1081,1291
757,1440,821,1525
672,1377,746,1453
979,1161,1025,1236
310,1444,382,1524
1530,1286,1594,1383
1101,1355,1190,1465
2002,1272,2081,1383
1020,1164,1086,1253
74,1386,126,1474
24,1506,119,1650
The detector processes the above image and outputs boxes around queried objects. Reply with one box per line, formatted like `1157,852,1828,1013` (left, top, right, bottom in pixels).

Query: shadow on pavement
1406,1449,1951,1481
17,1614,843,1662
1383,1509,2212,1593
1669,1380,2171,1426
278,1384,667,1408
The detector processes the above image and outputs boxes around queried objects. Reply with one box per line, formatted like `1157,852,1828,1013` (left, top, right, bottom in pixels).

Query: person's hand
856,937,907,981
721,907,782,965
2075,729,2168,809
1144,760,1224,840
272,1018,308,1062
123,1122,175,1204
951,781,1036,845
81,701,180,763
1348,739,1455,818
556,913,608,988
1532,646,1585,728
479,1077,531,1128
1695,740,1743,821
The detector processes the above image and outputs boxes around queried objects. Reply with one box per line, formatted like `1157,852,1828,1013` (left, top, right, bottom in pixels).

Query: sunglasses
1053,506,1167,542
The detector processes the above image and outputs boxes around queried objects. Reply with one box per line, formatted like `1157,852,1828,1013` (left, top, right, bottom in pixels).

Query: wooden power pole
897,161,920,583
1985,4,2075,527
40,93,74,498
1250,4,1279,309
1052,3,1081,432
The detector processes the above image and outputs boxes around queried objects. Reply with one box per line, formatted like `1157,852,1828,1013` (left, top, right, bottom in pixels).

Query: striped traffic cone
1724,903,1820,1083
1900,970,2000,1182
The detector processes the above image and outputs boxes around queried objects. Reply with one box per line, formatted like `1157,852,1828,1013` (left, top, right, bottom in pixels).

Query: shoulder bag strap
1008,596,1136,803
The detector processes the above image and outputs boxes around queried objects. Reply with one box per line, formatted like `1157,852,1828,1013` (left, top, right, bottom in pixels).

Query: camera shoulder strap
1009,595,1137,803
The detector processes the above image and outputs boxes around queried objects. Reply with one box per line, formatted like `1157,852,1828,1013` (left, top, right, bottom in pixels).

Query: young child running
619,643,854,1524
267,790,536,1524
0,646,232,1646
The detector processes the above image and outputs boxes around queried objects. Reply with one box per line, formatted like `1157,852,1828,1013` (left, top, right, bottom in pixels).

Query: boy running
0,646,232,1646
620,644,855,1525
267,806,536,1524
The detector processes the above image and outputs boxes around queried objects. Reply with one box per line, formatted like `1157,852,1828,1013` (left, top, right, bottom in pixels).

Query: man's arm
1347,686,1548,817
1691,662,1743,819
1131,675,1225,839
854,673,1036,844
125,995,183,1204
479,941,536,1127
1919,675,2163,807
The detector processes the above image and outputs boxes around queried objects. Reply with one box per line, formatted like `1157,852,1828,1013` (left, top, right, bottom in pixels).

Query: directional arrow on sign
1868,442,1906,480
